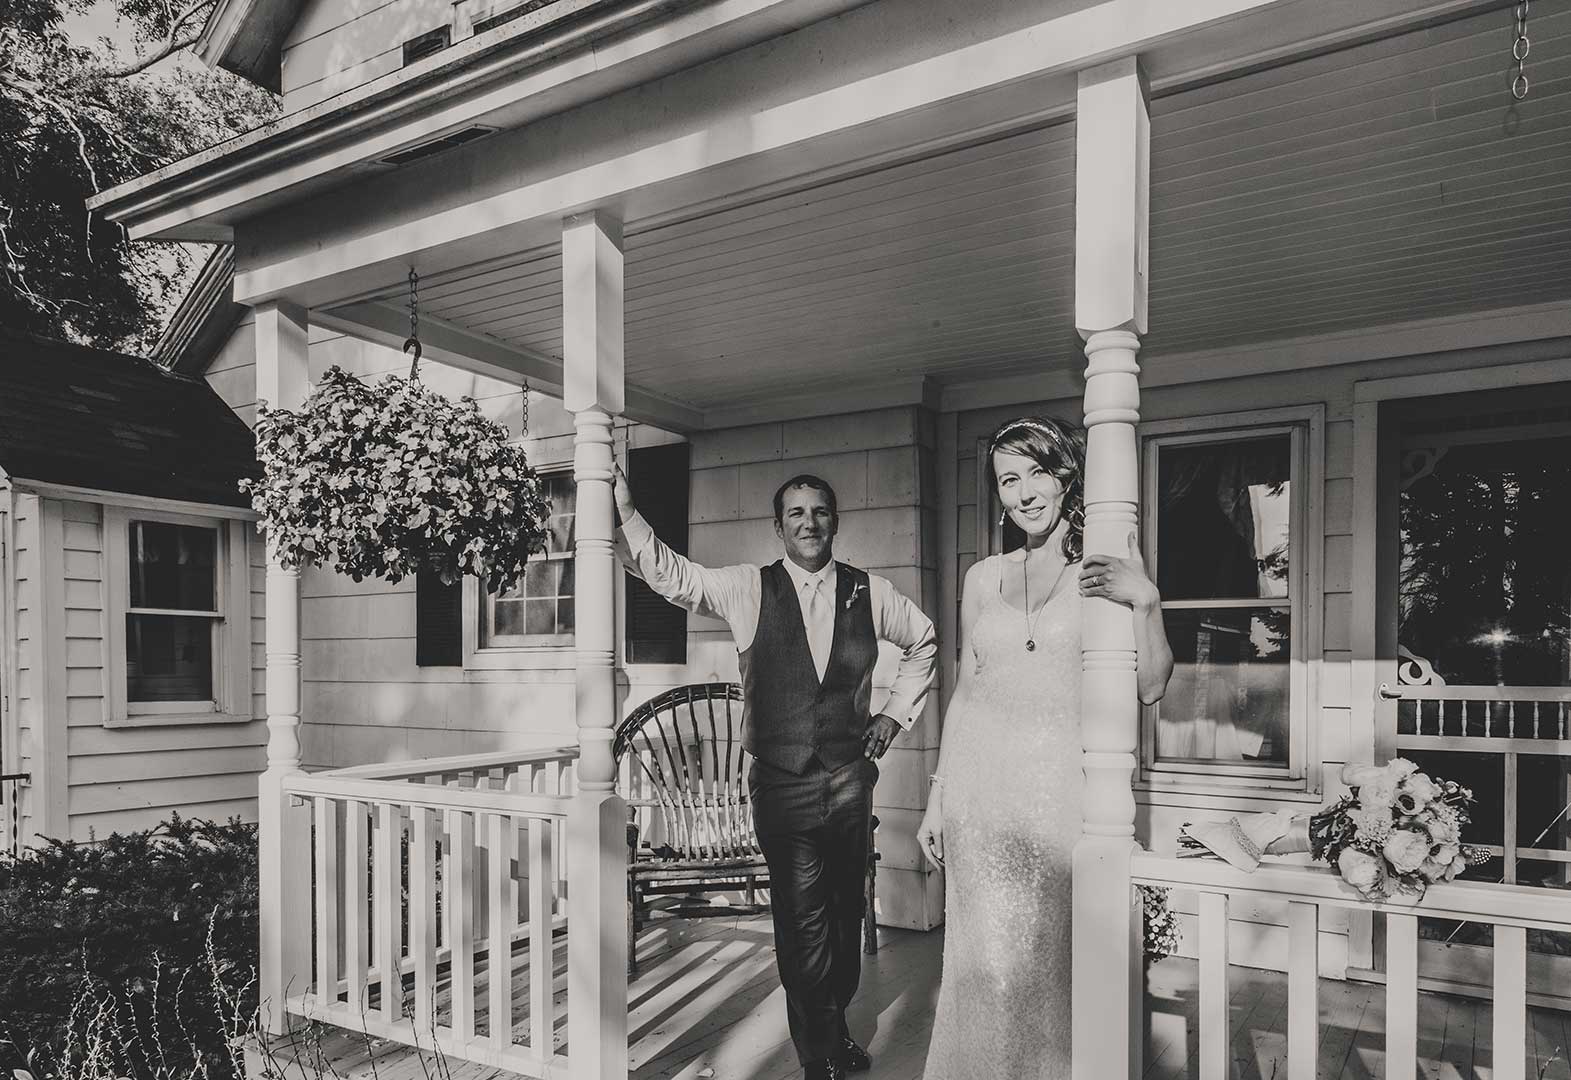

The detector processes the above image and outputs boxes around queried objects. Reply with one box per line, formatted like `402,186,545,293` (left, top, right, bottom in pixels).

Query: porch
258,911,1571,1080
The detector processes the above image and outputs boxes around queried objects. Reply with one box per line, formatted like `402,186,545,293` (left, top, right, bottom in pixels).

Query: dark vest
740,561,879,774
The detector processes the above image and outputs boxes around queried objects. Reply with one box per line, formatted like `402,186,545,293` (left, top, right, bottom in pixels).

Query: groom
615,469,936,1080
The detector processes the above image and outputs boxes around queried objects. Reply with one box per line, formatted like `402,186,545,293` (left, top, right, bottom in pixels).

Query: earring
998,509,1008,527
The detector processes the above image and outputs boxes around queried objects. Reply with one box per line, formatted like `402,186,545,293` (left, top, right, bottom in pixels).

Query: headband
987,417,1078,463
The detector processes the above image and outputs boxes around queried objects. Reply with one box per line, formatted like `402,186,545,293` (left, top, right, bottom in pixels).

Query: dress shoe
803,1057,848,1080
836,1036,872,1072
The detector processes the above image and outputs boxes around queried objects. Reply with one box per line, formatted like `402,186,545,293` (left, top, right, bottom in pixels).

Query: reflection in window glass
1155,608,1290,766
130,522,217,610
127,613,215,701
1399,434,1571,688
486,473,576,642
1156,435,1292,601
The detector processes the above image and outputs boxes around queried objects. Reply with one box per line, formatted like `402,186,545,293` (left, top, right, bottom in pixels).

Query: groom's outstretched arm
614,465,759,639
868,576,938,732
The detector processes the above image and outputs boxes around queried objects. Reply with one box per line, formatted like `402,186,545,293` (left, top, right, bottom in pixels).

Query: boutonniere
845,582,867,610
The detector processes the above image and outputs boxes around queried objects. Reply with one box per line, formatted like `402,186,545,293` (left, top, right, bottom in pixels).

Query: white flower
1383,829,1431,874
1338,848,1385,895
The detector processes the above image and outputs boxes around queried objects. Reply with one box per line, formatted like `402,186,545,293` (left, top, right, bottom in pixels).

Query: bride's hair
985,415,1087,562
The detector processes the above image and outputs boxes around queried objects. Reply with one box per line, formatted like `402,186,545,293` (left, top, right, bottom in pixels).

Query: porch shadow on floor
255,914,1569,1080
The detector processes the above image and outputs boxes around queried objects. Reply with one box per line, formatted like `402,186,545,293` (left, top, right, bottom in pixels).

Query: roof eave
194,0,297,92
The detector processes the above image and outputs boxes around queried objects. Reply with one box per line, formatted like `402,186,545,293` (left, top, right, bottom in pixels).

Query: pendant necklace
1022,552,1067,652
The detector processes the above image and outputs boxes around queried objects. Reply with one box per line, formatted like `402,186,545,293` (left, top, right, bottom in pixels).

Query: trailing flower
1138,884,1181,964
242,367,550,587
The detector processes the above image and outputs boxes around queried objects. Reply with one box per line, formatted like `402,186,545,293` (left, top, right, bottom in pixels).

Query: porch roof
0,330,259,508
321,4,1571,421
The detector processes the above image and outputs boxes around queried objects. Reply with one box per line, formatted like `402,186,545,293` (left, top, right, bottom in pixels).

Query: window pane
524,599,555,635
130,522,217,610
1157,436,1292,601
543,474,576,555
493,599,527,637
127,613,214,702
1154,607,1290,767
1398,433,1571,687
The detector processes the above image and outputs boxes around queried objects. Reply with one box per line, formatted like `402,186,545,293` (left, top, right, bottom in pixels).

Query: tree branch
99,0,216,78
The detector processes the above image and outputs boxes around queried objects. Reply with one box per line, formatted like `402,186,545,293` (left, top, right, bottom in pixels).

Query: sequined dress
924,554,1080,1079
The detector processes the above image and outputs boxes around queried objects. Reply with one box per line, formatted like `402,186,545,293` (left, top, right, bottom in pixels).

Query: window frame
469,467,578,660
1138,404,1325,795
104,505,252,728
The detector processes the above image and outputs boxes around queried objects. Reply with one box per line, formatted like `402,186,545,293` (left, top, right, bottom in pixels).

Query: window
1141,408,1322,789
624,442,689,665
106,508,251,726
483,471,576,646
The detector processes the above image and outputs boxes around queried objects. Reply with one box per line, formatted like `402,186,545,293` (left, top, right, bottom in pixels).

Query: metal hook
404,336,422,380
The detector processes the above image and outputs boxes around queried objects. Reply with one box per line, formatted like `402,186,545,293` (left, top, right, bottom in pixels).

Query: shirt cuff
882,695,919,731
618,510,654,555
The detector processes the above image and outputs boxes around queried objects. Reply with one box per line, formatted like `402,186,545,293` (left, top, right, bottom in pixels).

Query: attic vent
379,125,496,167
402,26,451,66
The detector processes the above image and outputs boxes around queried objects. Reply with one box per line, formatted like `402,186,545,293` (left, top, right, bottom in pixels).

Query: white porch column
1071,57,1148,1080
254,300,313,1035
561,210,629,1080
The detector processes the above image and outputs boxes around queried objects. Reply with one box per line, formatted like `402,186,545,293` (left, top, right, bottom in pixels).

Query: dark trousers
750,755,876,1066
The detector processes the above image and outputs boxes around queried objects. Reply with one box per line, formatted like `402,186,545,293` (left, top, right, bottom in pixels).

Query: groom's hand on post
612,463,636,528
863,714,899,760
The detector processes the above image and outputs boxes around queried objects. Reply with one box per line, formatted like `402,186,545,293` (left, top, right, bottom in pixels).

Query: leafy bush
0,815,258,1080
243,366,550,587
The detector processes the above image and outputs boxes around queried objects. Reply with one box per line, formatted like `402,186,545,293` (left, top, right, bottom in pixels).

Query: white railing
1388,684,1571,883
1131,854,1571,1080
282,748,579,1077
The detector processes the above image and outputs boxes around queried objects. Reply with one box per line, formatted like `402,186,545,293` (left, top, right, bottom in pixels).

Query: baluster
376,802,402,1024
488,812,514,1049
1199,892,1230,1080
344,800,368,1013
1508,700,1516,738
313,797,341,1009
409,807,438,1034
446,807,476,1040
1287,901,1318,1080
1386,913,1418,1079
1495,924,1528,1080
528,816,554,1056
1485,699,1494,738
1533,701,1541,739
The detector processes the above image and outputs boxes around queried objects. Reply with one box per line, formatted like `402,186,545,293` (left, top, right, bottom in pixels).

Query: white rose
1383,829,1432,874
1338,848,1385,895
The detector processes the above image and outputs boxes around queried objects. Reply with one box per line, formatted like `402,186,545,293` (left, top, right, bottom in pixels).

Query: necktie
803,577,832,681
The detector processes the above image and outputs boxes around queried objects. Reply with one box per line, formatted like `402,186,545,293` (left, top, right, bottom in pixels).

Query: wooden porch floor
260,915,1569,1080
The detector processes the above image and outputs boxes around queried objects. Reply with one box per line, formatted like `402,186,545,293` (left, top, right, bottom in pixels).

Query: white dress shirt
617,511,937,729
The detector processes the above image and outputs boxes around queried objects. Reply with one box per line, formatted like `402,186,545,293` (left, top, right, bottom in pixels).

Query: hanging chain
404,267,423,379
520,378,530,438
1512,0,1531,101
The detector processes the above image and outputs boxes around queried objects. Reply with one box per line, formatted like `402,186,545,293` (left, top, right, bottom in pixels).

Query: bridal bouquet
1179,759,1492,903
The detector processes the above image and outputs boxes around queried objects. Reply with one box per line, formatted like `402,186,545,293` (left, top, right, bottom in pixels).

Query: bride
917,415,1173,1079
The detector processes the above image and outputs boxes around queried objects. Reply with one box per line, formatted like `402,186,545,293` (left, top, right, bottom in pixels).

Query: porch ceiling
344,4,1571,416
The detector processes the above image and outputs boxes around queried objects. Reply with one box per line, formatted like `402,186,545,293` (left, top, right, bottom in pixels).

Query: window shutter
416,570,464,666
625,442,689,664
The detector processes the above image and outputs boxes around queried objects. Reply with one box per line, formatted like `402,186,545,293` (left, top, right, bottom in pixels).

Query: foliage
1137,884,1180,964
0,815,258,1080
1309,759,1492,902
0,0,278,351
243,366,551,587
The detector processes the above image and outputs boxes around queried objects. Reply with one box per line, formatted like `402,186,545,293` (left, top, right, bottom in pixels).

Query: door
1378,390,1571,1002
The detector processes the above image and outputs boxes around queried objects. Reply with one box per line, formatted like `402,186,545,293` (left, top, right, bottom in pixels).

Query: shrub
0,815,258,1080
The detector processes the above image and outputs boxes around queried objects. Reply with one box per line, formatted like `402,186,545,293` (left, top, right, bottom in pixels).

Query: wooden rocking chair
614,682,880,975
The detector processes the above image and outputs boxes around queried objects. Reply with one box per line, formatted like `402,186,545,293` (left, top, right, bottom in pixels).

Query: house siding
954,337,1571,975
278,0,450,114
12,493,40,847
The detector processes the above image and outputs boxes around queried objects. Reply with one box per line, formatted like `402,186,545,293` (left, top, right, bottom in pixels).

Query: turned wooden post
254,300,314,1035
1071,56,1148,1080
562,210,630,1080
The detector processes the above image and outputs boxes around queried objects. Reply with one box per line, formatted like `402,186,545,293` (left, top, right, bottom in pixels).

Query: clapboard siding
954,338,1564,973
11,495,39,846
279,0,448,111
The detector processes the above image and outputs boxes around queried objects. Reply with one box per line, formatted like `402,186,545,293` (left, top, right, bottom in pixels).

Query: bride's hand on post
1078,531,1160,613
917,799,944,868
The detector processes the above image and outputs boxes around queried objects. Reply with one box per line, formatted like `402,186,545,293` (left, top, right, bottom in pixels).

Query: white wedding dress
924,554,1080,1079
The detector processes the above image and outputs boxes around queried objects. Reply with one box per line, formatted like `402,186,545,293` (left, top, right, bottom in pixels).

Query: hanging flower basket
242,366,550,587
